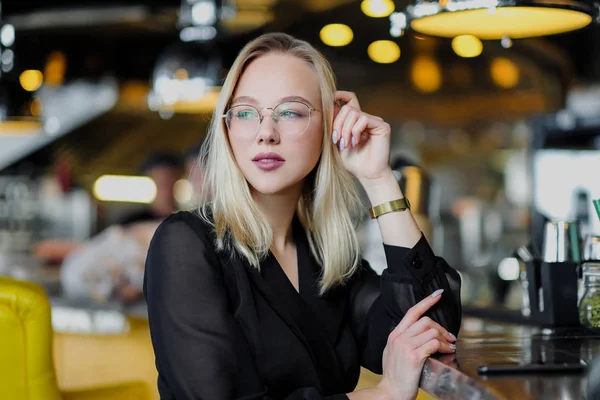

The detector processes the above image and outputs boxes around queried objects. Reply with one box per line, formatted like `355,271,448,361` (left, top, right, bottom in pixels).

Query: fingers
410,328,456,354
418,336,455,357
351,116,369,147
332,105,383,151
340,110,359,150
332,104,351,145
404,316,456,344
333,104,360,150
331,91,393,151
334,90,361,111
395,289,444,333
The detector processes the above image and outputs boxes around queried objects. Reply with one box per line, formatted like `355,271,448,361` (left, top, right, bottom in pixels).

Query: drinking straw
594,199,600,221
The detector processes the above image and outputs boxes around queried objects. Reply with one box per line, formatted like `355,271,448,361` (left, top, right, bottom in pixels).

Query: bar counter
419,316,600,400
47,292,600,400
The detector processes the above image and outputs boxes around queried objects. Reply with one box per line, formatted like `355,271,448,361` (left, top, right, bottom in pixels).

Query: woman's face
227,53,323,196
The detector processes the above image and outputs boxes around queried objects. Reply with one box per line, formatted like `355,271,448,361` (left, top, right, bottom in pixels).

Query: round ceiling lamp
411,56,442,93
320,24,354,46
490,57,520,88
361,0,395,18
451,35,483,58
19,70,44,92
368,40,401,63
395,0,597,39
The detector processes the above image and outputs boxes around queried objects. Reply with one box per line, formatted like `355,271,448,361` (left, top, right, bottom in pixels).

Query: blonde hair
198,33,363,294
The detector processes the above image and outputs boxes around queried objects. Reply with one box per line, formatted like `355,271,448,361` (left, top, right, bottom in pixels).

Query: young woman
144,33,461,400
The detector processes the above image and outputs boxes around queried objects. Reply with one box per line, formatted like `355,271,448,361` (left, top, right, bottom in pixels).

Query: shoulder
145,210,227,290
148,210,218,260
144,211,230,307
154,210,213,240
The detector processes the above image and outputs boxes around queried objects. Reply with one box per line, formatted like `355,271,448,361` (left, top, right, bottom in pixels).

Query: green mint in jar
579,263,600,331
580,296,600,328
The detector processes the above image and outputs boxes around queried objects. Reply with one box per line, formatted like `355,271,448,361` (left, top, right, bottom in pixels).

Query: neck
252,184,303,251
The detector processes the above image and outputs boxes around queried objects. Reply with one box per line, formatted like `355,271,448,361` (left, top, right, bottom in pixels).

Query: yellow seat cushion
0,277,152,400
0,277,62,400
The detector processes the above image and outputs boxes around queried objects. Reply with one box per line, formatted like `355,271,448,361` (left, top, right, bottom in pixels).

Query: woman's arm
361,167,462,330
347,171,462,373
331,89,461,378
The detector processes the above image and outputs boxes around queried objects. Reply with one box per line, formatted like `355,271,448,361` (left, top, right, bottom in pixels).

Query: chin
246,173,302,196
249,181,291,196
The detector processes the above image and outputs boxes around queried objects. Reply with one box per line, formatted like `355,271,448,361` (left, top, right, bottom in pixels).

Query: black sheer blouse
143,211,461,399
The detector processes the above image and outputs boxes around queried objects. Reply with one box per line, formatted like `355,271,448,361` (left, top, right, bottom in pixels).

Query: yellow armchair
0,277,151,400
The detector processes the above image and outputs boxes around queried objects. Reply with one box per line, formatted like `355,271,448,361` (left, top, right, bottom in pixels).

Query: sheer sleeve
144,213,349,400
348,234,462,374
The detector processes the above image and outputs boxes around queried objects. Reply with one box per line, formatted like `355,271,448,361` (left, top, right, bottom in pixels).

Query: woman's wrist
359,169,404,208
346,385,394,400
375,378,403,400
358,168,395,189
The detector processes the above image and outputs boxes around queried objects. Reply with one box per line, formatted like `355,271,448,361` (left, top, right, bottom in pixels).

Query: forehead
232,53,320,107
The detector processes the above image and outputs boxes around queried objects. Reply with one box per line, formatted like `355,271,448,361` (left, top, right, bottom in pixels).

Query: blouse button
411,257,423,269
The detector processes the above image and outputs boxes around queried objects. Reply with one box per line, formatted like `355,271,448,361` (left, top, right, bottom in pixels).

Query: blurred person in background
33,153,96,264
144,33,461,400
48,151,185,305
117,151,184,226
60,219,160,304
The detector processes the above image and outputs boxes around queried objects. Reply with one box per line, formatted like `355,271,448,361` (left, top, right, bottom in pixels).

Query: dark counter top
420,317,600,400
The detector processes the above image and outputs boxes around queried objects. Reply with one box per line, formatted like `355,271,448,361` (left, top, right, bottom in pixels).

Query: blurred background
1,0,600,397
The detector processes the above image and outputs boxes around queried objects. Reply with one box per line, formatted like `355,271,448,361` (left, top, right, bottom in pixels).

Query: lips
252,152,285,171
252,152,285,162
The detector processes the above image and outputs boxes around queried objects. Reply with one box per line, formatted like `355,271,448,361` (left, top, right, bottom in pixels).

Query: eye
232,106,258,119
237,111,254,119
278,110,303,119
276,102,310,119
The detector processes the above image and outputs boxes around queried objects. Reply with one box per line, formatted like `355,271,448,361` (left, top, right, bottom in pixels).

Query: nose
256,108,280,144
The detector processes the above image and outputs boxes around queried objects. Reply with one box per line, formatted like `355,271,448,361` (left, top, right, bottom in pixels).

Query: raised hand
331,91,392,182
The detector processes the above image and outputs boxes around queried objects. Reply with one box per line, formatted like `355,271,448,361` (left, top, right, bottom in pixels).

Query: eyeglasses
222,101,321,137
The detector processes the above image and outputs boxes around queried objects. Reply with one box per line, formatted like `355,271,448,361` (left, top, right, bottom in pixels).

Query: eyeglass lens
225,101,312,136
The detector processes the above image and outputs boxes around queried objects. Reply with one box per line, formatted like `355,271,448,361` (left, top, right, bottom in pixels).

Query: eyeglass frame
221,101,322,137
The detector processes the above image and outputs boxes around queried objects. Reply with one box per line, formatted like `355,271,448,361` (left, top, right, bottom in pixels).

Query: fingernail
449,333,457,341
332,130,338,144
449,343,456,351
431,289,444,297
339,137,345,151
352,137,357,147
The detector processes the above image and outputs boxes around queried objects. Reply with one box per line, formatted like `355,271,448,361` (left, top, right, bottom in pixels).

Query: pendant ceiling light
148,0,230,115
394,0,598,39
148,41,222,115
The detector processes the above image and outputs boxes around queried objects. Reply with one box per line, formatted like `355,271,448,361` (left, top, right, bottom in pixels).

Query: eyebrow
231,95,316,108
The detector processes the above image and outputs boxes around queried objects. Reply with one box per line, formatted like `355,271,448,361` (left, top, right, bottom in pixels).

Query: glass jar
579,262,600,331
